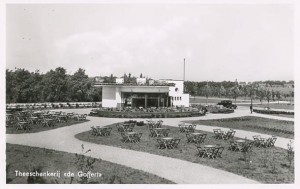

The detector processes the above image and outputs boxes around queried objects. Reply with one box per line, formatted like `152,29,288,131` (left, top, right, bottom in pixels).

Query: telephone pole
183,58,186,81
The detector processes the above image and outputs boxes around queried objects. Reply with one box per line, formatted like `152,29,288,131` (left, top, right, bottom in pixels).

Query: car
217,100,237,109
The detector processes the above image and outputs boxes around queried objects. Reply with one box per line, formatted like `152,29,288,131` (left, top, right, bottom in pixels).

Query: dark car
217,100,237,109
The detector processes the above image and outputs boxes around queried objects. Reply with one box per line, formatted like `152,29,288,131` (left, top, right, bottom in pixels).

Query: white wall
161,80,189,107
102,86,117,108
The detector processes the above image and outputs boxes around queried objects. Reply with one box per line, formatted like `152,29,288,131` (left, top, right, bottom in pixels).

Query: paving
6,107,294,184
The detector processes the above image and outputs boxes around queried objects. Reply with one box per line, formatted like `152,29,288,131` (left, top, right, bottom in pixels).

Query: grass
187,116,294,139
75,124,294,184
239,103,294,110
189,97,258,104
268,114,294,118
6,119,89,134
6,143,173,184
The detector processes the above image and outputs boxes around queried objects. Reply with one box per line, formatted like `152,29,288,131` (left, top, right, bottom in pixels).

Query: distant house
239,82,247,86
284,83,294,88
271,84,283,88
94,76,104,83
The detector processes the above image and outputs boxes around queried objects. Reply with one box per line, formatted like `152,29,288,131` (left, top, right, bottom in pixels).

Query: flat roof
94,83,175,87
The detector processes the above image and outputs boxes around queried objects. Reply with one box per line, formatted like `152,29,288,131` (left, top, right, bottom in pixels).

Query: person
250,105,253,114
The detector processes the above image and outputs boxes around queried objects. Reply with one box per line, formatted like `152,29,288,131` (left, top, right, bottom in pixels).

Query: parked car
217,100,237,109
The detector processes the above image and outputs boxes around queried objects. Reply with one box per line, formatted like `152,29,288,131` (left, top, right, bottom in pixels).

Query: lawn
75,124,294,184
239,103,294,110
189,97,258,104
6,143,173,184
6,119,89,134
186,116,294,139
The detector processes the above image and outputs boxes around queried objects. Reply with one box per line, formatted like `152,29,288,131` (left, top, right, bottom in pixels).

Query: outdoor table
204,145,217,148
203,145,217,158
236,139,246,143
161,137,173,141
191,132,202,136
127,132,137,135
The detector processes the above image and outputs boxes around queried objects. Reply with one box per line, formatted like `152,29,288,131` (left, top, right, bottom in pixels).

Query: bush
253,109,294,115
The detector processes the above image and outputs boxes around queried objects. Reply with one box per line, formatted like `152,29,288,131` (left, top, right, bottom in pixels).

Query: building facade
95,79,189,108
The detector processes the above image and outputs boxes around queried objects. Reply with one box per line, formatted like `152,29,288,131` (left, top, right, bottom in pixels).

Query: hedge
253,109,294,115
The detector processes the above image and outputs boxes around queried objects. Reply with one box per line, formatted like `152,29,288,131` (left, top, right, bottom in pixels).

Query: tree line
6,67,294,104
184,80,294,104
6,67,102,103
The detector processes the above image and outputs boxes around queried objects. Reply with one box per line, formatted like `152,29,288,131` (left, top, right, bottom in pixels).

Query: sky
6,3,294,82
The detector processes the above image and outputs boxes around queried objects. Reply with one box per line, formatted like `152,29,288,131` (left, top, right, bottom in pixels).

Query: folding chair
196,147,207,158
229,140,239,151
252,135,262,147
162,129,170,137
105,128,112,136
216,146,224,158
121,133,131,143
173,138,181,148
267,136,277,147
91,127,99,136
178,123,185,132
186,133,193,143
157,139,166,149
149,128,156,137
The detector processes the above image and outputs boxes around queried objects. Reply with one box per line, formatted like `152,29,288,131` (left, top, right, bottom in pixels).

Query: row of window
172,96,182,101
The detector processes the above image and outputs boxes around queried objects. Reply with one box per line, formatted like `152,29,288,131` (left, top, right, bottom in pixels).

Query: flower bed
89,110,205,118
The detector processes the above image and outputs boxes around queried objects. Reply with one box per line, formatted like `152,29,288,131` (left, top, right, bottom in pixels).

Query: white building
95,79,189,108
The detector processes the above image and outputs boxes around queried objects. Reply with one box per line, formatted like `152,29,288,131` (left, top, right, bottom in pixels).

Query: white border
1,0,299,189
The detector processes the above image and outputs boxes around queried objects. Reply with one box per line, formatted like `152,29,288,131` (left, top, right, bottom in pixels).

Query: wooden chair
252,135,262,147
213,129,222,139
121,133,131,143
267,136,277,147
162,129,170,137
178,123,185,132
134,133,143,142
157,139,166,149
196,147,207,158
229,140,239,151
105,128,112,136
186,133,193,143
91,126,99,136
216,146,225,158
149,128,156,137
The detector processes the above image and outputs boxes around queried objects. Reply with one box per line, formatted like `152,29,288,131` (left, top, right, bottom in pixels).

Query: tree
275,91,281,104
265,86,272,108
68,68,91,102
230,86,240,105
204,82,211,105
256,87,265,104
219,85,226,98
42,67,68,102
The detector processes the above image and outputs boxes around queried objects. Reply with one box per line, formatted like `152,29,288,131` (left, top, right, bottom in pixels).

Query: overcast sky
6,3,294,82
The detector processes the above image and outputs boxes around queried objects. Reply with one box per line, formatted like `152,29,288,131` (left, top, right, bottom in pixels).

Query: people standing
250,105,253,114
